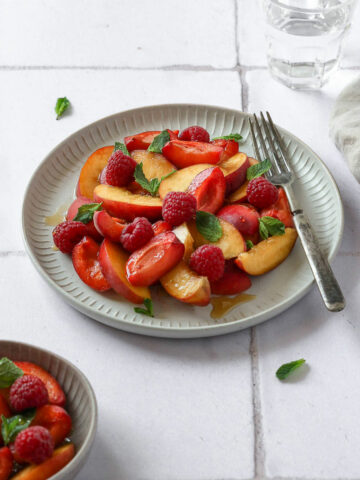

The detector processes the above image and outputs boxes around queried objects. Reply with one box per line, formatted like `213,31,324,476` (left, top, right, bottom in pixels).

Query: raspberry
162,192,197,226
10,375,49,412
53,221,88,254
247,177,279,209
14,426,54,464
189,245,225,281
178,126,210,143
121,217,154,252
105,151,136,187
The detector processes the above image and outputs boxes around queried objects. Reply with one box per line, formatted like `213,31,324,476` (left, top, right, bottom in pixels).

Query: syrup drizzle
44,203,70,227
210,293,256,319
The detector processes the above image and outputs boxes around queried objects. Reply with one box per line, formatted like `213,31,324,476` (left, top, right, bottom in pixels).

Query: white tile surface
2,69,241,252
0,255,254,480
237,0,360,68
0,0,236,68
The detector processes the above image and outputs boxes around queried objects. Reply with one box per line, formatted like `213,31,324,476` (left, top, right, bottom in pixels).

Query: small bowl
0,340,97,480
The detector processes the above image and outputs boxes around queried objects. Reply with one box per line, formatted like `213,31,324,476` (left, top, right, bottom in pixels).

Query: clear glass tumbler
262,0,358,89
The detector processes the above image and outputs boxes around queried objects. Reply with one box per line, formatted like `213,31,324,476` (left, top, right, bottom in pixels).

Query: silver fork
249,112,345,312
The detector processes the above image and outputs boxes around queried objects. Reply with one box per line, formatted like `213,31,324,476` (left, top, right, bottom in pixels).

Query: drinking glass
262,0,358,89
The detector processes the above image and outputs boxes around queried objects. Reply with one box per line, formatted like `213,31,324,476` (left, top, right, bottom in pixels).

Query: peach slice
131,150,176,180
227,181,249,204
187,218,246,259
162,140,224,168
126,232,184,286
210,260,252,295
0,447,12,480
99,239,150,304
219,152,250,194
93,210,126,242
217,204,260,236
152,220,172,236
187,167,226,213
66,196,103,241
158,163,213,200
11,444,75,480
93,184,162,221
160,261,211,306
173,223,194,261
32,405,72,447
260,187,294,227
77,146,113,199
235,227,297,275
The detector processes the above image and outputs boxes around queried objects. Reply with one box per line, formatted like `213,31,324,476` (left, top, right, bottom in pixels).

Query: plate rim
22,103,344,338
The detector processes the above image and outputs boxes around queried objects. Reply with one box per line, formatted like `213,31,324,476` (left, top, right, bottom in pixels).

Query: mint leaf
276,359,306,380
246,240,254,250
259,216,285,240
55,97,70,120
134,163,175,196
213,133,243,143
0,358,23,388
73,203,102,224
114,142,130,156
148,130,170,153
195,211,223,242
1,410,35,445
134,298,154,318
246,158,272,180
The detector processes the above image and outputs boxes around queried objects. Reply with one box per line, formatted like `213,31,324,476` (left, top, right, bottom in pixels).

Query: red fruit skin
124,130,178,151
210,261,252,295
14,362,66,407
93,210,126,243
0,395,10,421
32,405,72,447
0,447,13,480
126,232,185,286
187,167,226,213
14,426,54,465
260,187,294,227
152,220,172,236
211,138,239,162
217,204,260,236
178,126,210,143
66,197,103,242
72,236,111,292
162,140,224,168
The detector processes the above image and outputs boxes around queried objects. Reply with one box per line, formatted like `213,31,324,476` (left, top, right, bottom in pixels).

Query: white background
1,0,360,478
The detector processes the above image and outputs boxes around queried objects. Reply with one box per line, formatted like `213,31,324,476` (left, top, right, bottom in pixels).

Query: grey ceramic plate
22,104,343,338
0,340,97,479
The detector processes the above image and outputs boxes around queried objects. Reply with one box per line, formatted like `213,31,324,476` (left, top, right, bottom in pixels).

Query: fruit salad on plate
0,358,74,479
51,125,297,317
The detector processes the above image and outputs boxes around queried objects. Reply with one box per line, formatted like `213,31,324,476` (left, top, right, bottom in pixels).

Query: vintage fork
249,112,345,312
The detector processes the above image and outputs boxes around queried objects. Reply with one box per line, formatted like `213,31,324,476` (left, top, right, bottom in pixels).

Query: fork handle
292,211,345,312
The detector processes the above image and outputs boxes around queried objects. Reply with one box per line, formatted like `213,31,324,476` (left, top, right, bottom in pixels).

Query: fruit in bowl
0,357,74,479
50,127,297,318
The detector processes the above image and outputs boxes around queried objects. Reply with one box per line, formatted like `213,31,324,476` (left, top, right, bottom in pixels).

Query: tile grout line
250,327,265,479
0,251,26,257
238,67,249,112
234,0,240,66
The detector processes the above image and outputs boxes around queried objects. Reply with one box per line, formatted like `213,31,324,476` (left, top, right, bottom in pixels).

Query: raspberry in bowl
0,341,97,480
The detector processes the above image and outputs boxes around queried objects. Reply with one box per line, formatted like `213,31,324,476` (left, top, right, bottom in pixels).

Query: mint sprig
213,133,243,143
148,130,170,153
246,158,272,180
134,163,175,196
1,410,35,445
0,358,23,388
276,359,306,380
259,216,285,240
114,142,130,156
195,211,223,242
73,203,102,224
55,97,70,120
134,298,154,318
246,240,254,250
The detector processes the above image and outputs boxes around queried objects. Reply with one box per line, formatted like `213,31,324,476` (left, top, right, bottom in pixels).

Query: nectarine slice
152,220,172,236
187,167,226,213
124,130,178,151
219,152,250,194
217,204,260,236
235,228,297,275
11,444,75,480
126,232,184,286
0,447,13,480
210,261,251,295
93,184,162,221
212,138,239,162
99,239,150,304
72,236,111,292
160,260,211,306
158,163,213,200
77,146,113,199
32,405,72,447
93,210,126,243
173,223,194,261
260,188,294,227
187,218,246,259
66,196,103,241
227,181,249,204
131,150,176,180
162,140,224,168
